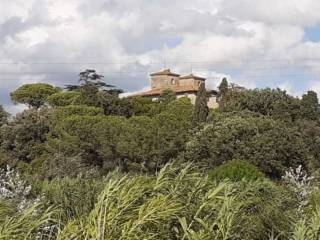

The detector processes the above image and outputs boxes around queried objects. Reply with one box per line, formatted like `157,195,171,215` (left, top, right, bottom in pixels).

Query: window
171,78,175,85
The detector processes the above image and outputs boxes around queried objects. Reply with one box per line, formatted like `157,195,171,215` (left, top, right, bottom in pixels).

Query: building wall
148,72,219,109
176,93,197,104
179,78,204,87
151,75,180,89
151,93,218,109
208,95,219,109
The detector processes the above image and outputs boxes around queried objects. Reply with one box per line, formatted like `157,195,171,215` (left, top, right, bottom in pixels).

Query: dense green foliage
0,107,52,164
10,83,60,108
185,113,313,178
0,73,320,239
300,91,320,120
0,163,318,240
208,159,265,182
47,91,81,107
0,105,8,127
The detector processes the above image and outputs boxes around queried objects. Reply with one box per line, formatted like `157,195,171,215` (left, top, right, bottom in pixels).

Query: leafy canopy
208,159,265,182
186,113,313,178
10,83,59,109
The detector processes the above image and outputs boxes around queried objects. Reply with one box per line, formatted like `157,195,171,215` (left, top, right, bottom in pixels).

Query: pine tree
192,82,208,126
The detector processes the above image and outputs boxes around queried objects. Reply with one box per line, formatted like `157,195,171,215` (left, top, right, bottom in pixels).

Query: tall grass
291,207,320,240
0,201,57,240
57,163,247,239
0,162,319,239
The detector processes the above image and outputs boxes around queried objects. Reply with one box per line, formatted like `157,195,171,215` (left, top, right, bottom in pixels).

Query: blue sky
1,0,320,114
305,26,320,42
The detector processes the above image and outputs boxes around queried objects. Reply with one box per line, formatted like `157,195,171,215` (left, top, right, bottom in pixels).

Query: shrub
236,180,297,240
0,162,307,240
185,114,313,179
208,159,265,182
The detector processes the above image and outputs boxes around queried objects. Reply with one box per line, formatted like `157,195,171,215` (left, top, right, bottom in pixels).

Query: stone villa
133,69,219,108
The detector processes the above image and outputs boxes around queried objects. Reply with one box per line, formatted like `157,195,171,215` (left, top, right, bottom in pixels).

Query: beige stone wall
151,75,180,89
179,78,204,87
179,78,195,86
152,93,219,109
208,96,219,109
177,93,197,104
148,72,219,109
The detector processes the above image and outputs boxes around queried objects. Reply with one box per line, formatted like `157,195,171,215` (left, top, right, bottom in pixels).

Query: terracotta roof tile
150,69,180,77
179,74,206,81
131,85,200,97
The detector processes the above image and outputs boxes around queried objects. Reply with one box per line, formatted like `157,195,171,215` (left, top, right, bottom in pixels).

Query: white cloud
1,0,320,114
308,80,320,94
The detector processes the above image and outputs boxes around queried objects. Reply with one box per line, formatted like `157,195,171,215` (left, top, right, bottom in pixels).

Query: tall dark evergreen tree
0,105,8,127
192,82,208,126
65,69,127,113
65,69,115,91
300,90,319,120
218,78,229,111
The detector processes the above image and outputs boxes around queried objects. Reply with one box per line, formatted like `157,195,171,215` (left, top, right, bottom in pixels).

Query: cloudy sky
1,0,320,113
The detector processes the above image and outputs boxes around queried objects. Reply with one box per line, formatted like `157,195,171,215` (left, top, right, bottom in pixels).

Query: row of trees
0,70,320,180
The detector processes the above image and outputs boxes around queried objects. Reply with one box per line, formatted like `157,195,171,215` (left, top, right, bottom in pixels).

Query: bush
185,114,313,179
208,159,265,182
236,179,297,240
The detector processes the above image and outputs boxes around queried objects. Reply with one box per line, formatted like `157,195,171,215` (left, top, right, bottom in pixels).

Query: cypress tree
192,82,208,126
0,105,8,127
301,90,319,120
218,78,229,111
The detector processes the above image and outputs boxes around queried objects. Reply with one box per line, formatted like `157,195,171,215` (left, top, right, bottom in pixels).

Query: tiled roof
179,74,206,81
131,85,200,97
150,69,180,77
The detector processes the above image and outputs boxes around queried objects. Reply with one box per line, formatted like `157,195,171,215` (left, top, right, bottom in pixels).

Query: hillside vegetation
0,70,320,239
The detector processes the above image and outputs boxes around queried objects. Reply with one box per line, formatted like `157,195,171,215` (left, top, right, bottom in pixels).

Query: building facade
133,69,219,108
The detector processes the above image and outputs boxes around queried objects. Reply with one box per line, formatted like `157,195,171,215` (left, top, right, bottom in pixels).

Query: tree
300,91,319,120
158,89,176,104
0,105,8,127
219,78,229,94
298,120,320,169
45,98,193,175
117,109,192,173
47,91,81,107
65,69,115,91
64,70,130,116
192,82,208,126
97,91,133,117
0,107,52,163
185,113,313,179
46,105,123,177
47,115,107,171
218,78,229,111
10,83,59,109
129,97,157,116
224,88,301,122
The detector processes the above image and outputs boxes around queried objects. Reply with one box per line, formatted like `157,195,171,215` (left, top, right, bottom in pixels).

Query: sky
1,0,320,114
